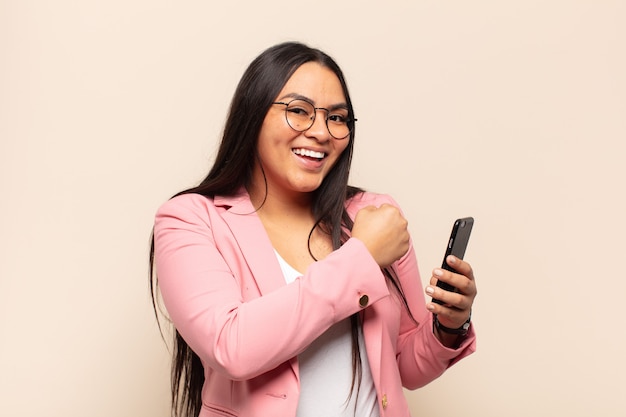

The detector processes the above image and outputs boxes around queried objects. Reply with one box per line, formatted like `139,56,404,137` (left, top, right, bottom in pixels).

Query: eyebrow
277,93,349,111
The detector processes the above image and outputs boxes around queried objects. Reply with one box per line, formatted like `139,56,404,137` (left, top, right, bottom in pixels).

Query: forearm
158,237,389,380
435,327,461,347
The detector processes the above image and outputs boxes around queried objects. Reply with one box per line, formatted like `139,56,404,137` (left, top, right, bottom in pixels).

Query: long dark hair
149,42,412,417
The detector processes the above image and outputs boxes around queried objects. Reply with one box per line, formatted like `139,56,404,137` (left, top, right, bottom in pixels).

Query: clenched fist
351,204,410,267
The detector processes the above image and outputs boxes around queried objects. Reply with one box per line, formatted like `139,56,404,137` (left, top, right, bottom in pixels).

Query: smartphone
432,217,474,305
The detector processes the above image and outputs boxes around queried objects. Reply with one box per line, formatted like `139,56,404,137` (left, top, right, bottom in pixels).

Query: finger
454,274,477,298
425,285,472,311
435,271,477,305
446,256,475,281
435,261,477,298
426,294,471,323
430,303,472,329
431,268,468,295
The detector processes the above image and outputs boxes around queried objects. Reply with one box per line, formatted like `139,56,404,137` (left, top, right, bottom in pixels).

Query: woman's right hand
351,204,410,267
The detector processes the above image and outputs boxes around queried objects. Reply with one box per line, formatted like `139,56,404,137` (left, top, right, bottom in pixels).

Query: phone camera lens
460,220,466,227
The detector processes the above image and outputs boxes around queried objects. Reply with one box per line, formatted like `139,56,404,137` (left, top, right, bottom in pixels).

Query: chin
292,180,324,194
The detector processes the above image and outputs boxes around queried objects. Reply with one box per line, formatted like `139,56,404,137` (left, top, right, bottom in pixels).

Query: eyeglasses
273,99,356,140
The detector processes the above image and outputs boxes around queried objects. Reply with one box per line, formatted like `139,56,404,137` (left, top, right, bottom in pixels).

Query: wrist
433,312,471,337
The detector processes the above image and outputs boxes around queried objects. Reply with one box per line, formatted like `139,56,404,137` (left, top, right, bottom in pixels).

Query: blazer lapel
214,191,287,295
361,308,383,390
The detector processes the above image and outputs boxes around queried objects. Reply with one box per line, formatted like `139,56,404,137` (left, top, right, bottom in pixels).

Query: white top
275,250,380,417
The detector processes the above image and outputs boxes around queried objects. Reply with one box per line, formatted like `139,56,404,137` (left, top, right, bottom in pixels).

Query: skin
426,256,477,346
248,62,476,347
253,62,351,202
249,62,352,272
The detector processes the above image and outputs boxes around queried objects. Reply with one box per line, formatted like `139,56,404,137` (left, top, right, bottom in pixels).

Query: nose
304,109,332,142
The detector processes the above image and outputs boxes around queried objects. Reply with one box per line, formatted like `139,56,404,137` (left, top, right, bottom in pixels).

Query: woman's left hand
425,255,477,330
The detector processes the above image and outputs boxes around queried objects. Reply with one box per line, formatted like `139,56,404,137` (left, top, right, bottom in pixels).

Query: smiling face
251,62,351,203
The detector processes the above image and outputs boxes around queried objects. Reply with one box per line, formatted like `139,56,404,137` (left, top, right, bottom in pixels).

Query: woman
150,41,477,417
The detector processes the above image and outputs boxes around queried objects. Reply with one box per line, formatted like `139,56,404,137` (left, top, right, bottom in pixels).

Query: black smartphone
432,217,474,305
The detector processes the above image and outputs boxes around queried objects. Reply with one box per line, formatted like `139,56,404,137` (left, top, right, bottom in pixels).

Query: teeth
293,148,325,159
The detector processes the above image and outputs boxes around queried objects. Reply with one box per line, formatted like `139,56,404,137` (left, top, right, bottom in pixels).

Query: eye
286,100,314,119
327,112,348,124
287,106,311,117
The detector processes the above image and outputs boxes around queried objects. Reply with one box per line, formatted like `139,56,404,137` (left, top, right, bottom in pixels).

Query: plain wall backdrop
1,1,625,416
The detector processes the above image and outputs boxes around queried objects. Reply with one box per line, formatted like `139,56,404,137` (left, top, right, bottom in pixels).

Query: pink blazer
153,189,476,417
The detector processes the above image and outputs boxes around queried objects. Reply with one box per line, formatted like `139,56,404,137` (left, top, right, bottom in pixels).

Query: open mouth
292,148,326,161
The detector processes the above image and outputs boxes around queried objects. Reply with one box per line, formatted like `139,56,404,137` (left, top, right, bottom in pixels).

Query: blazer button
382,394,388,409
359,294,369,307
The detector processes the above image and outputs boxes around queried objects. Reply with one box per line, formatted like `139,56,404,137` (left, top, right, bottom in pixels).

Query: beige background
1,1,625,416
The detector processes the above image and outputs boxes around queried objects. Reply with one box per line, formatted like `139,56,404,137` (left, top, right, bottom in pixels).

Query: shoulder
156,193,215,216
154,193,222,231
154,190,254,228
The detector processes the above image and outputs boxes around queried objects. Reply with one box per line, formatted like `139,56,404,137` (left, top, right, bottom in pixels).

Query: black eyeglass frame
272,99,357,140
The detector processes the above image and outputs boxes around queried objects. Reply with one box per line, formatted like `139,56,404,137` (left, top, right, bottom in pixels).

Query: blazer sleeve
354,193,476,390
153,194,391,381
394,236,476,390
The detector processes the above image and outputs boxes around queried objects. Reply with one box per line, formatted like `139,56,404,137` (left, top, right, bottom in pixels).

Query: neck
247,181,315,221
